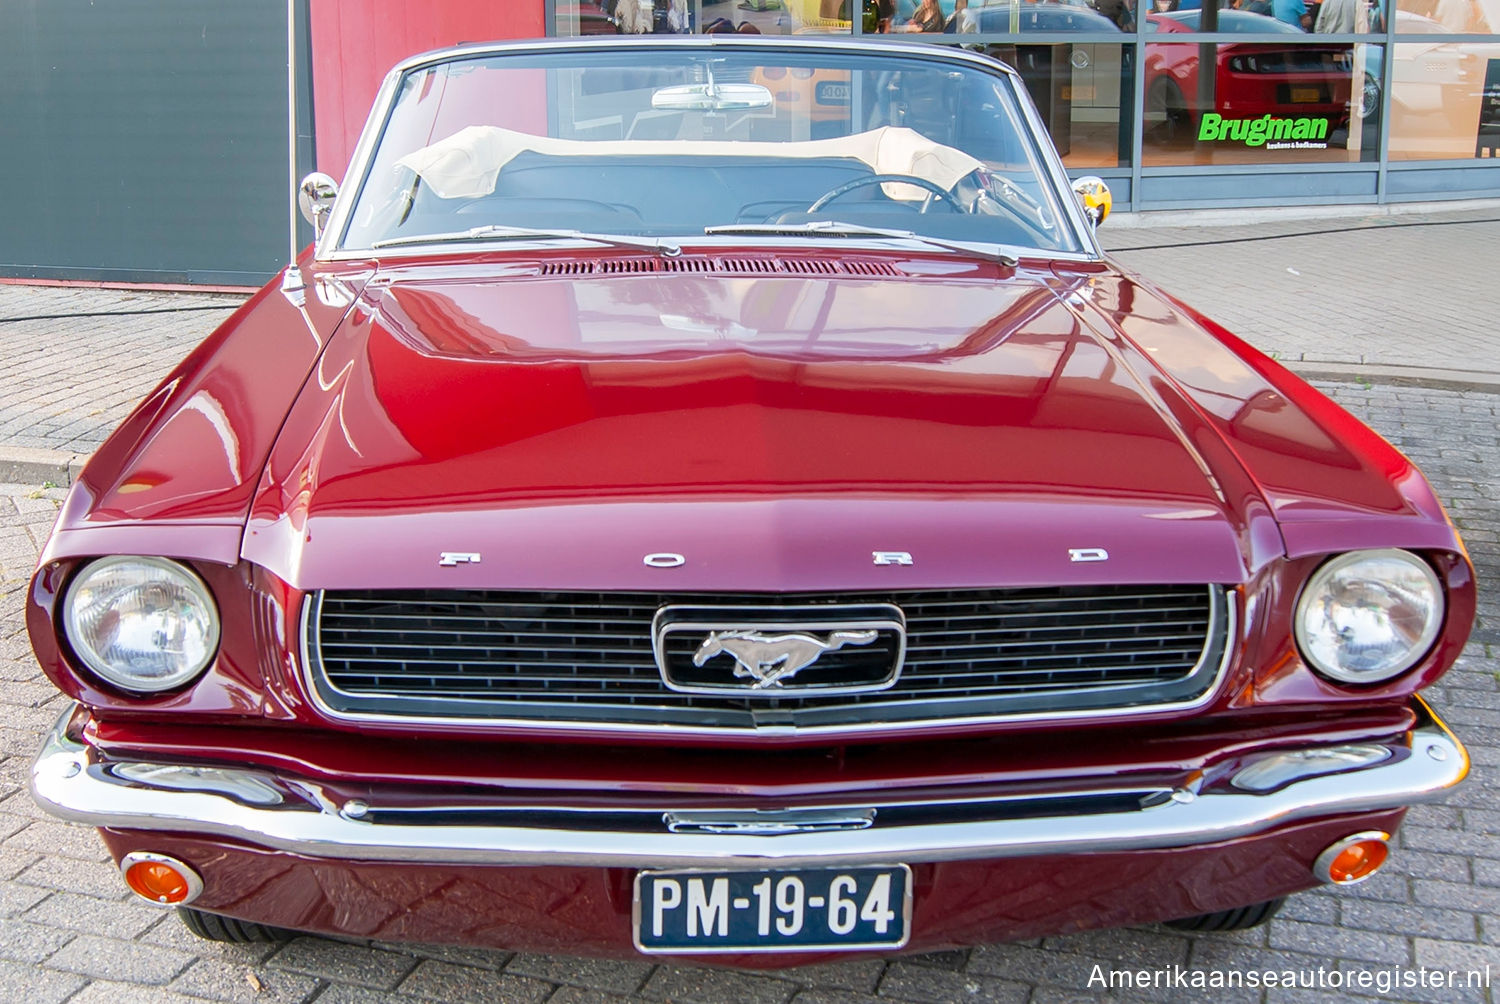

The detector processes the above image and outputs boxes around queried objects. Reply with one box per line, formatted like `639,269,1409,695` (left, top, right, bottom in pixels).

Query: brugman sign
1198,113,1330,150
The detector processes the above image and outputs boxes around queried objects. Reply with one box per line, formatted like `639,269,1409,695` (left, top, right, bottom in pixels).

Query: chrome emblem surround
653,604,907,697
1068,547,1110,563
643,552,686,568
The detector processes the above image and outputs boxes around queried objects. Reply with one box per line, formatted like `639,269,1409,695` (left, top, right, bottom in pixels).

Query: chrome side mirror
298,172,340,239
1071,176,1112,228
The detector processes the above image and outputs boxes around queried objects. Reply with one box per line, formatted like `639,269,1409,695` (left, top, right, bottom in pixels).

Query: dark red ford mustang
28,36,1473,965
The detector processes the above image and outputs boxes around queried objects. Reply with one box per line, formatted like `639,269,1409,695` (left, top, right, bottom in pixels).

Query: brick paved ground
1102,207,1500,376
1,379,1495,1002
0,286,243,456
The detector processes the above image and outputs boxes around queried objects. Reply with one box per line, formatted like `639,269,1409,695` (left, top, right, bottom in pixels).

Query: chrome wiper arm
373,224,681,256
703,221,1020,267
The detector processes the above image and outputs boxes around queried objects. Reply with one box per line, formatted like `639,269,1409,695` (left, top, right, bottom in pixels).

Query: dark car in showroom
28,35,1471,965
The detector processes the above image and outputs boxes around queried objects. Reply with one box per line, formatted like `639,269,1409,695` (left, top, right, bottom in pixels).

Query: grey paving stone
1041,928,1192,967
0,957,86,1003
548,988,646,1004
67,981,221,1004
504,952,654,994
875,961,1029,1002
967,942,1111,987
397,959,555,1004
303,986,397,1004
0,871,50,919
1412,936,1500,972
783,959,886,994
4,819,111,860
1342,899,1479,944
1268,920,1411,966
16,852,132,899
169,958,323,1004
787,991,888,1004
267,935,418,989
369,939,511,971
46,931,195,983
640,964,798,1004
21,889,166,937
0,915,73,963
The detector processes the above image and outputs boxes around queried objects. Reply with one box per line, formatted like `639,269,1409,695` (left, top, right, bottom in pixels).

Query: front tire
1164,897,1286,932
179,907,297,943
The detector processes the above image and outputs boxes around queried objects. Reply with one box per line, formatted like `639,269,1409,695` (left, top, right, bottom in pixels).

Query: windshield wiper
372,224,682,256
703,221,1020,267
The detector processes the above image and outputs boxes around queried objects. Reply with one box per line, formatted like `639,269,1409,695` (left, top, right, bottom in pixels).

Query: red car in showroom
1145,10,1359,140
28,35,1471,964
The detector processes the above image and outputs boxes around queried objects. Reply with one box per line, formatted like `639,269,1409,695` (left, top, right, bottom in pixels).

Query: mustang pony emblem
692,630,880,689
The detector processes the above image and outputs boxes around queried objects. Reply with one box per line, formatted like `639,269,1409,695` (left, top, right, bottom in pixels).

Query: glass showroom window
554,0,853,35
1387,39,1500,159
967,43,1133,168
1141,41,1382,165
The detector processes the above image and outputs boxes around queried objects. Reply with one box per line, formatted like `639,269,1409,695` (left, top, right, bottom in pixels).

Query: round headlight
1294,549,1444,685
62,557,220,693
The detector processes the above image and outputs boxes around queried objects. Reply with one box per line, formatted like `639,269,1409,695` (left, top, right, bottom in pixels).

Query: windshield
338,46,1083,257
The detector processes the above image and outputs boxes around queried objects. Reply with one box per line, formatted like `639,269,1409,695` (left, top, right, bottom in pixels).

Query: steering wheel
807,174,965,215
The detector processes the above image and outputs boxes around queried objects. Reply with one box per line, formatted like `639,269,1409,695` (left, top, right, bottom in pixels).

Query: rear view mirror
298,172,340,239
1071,176,1112,227
652,82,773,111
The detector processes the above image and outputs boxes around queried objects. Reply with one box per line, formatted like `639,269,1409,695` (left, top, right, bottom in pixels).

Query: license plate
634,865,911,953
1290,87,1320,103
816,81,851,105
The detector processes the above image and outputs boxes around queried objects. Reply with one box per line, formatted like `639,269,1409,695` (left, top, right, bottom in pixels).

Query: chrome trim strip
317,36,1100,263
298,586,1234,738
31,699,1465,868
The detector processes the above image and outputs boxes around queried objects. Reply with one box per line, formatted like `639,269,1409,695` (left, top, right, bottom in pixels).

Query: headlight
1294,549,1443,685
62,557,220,693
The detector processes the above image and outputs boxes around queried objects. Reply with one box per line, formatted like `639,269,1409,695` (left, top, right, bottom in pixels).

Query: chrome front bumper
31,701,1466,869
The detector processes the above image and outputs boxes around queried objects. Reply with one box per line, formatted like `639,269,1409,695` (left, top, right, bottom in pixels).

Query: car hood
242,255,1274,591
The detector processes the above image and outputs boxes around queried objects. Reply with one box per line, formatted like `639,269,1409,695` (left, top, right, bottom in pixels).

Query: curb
1290,362,1500,394
0,447,86,488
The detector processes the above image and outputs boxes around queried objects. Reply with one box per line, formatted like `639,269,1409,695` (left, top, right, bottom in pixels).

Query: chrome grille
304,585,1230,733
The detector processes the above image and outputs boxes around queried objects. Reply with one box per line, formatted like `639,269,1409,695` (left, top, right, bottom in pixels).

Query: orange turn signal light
120,852,203,905
1313,832,1390,886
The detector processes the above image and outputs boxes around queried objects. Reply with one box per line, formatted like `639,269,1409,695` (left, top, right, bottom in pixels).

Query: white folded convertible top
395,125,983,201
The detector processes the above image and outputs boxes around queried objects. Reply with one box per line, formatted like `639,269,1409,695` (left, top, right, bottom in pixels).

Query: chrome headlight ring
61,556,221,694
1294,548,1444,686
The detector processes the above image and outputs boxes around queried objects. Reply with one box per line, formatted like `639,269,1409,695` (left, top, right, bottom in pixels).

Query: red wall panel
309,0,546,178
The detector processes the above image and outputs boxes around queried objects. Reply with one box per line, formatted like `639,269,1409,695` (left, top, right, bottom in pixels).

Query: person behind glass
946,0,980,31
1095,0,1135,29
903,0,946,31
1272,0,1310,29
1152,0,1178,10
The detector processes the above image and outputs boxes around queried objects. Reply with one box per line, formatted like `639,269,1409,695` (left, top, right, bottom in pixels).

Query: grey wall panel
1385,166,1500,201
1137,169,1379,210
0,0,310,286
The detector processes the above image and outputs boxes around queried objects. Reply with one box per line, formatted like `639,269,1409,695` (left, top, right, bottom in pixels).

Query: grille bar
305,585,1231,733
